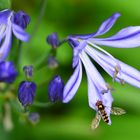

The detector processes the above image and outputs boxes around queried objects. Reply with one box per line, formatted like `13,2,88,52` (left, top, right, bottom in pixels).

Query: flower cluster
0,9,30,61
61,13,140,126
0,9,30,84
0,7,140,130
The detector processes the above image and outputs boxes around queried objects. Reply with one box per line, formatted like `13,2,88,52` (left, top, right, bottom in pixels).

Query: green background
1,0,140,140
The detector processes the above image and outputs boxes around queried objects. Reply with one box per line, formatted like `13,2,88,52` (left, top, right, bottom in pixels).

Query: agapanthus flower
18,81,36,107
48,75,64,102
0,61,18,83
62,13,140,125
0,9,30,61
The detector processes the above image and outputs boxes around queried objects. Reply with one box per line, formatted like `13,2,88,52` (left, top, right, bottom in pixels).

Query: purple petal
92,26,140,48
86,72,112,125
0,22,12,61
0,9,12,24
86,46,140,88
86,74,102,110
68,13,120,39
63,59,82,103
12,23,30,42
0,61,18,83
0,25,6,43
93,13,121,37
72,40,87,68
79,51,108,92
47,32,59,48
18,81,36,106
13,10,30,29
98,52,140,88
48,75,64,102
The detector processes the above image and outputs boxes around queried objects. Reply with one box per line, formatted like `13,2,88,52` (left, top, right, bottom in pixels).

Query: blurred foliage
0,0,11,10
0,0,140,140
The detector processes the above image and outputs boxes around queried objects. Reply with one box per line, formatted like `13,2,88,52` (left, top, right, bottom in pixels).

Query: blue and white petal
0,21,12,61
0,9,12,24
79,51,108,92
63,59,82,103
92,26,140,48
69,13,120,39
93,12,121,37
12,23,30,42
80,52,112,124
86,46,140,88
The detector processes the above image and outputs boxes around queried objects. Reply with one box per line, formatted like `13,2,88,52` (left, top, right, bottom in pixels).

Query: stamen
116,77,125,85
113,66,121,82
106,83,115,92
114,65,120,77
120,79,125,85
101,83,115,94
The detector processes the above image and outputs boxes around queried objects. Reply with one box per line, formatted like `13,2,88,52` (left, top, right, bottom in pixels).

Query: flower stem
33,51,48,70
30,0,47,40
16,40,22,70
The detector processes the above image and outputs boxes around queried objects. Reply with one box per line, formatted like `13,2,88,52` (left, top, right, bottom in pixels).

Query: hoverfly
95,100,109,124
91,101,126,130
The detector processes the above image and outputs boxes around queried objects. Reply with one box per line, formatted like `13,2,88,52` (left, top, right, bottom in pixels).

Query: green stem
10,39,22,71
33,101,54,108
30,0,47,40
58,38,68,46
33,37,67,71
33,51,48,70
16,40,22,70
33,48,57,70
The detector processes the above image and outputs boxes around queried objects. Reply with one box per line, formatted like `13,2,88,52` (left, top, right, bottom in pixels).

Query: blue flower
47,32,59,48
13,10,30,29
48,75,64,102
18,81,36,107
0,61,18,83
63,13,140,125
0,9,30,61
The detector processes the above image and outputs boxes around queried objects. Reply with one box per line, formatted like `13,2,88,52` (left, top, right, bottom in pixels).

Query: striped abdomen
96,101,109,123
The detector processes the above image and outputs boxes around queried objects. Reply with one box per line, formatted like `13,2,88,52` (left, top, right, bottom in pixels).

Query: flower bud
47,56,59,69
13,10,30,29
0,61,18,83
23,65,33,80
48,75,64,102
47,32,59,48
18,81,36,107
28,112,40,124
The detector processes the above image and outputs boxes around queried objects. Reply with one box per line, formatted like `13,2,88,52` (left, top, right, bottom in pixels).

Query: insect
91,101,126,130
95,100,109,124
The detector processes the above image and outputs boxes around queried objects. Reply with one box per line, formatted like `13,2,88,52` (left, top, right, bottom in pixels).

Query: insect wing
91,113,101,130
111,107,126,115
